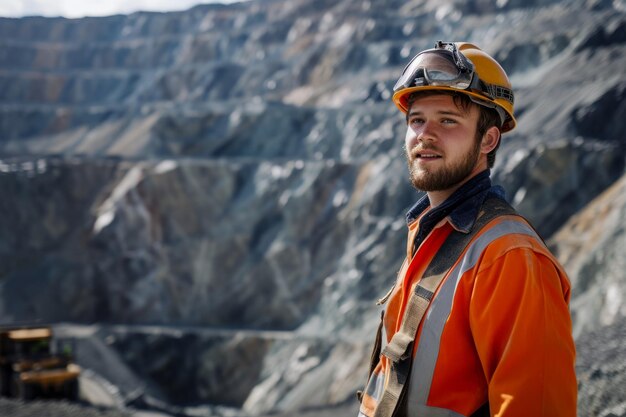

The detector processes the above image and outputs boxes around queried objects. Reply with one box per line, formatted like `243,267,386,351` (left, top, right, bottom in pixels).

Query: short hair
405,90,502,168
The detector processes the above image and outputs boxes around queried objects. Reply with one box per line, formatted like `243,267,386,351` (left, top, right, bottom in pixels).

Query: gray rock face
576,319,626,417
492,138,624,236
551,173,626,339
1,0,626,416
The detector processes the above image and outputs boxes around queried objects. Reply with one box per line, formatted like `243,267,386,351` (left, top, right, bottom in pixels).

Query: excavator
0,326,80,401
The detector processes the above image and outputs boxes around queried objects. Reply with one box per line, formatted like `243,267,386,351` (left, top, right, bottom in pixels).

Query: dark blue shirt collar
406,170,506,242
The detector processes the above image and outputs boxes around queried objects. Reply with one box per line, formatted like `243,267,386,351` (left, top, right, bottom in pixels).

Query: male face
404,94,486,194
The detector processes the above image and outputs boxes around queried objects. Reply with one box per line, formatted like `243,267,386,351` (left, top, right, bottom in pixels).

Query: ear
480,126,501,154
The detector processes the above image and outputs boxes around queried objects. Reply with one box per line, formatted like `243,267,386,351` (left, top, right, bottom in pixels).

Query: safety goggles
394,41,514,125
393,41,477,93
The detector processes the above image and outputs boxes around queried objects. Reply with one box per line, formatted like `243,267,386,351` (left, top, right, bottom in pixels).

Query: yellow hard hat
392,41,516,133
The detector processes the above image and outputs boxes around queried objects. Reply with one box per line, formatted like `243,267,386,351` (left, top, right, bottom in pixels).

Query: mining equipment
0,326,80,400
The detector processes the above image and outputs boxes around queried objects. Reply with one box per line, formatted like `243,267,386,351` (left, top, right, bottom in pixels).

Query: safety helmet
392,41,516,133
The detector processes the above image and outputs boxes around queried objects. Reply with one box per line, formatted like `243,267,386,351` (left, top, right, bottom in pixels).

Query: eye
441,118,457,124
408,117,425,126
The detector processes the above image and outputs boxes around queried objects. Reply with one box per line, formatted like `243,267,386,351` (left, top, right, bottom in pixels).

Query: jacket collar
406,170,506,236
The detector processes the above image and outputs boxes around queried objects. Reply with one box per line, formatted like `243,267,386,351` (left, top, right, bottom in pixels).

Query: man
357,41,577,417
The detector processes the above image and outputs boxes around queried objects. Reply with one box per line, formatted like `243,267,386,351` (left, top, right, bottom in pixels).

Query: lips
411,148,442,160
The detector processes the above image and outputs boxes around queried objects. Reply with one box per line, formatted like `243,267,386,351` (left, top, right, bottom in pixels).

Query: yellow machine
0,326,80,400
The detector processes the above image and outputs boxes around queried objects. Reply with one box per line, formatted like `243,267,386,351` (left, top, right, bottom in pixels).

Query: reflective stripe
365,371,386,400
360,300,387,416
406,219,539,415
359,372,386,417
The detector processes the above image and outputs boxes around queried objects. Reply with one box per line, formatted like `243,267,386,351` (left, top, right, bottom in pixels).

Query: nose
417,120,437,142
406,119,436,151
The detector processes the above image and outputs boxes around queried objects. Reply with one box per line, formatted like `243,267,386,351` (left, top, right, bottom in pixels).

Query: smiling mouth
410,147,443,161
416,153,441,159
413,152,443,161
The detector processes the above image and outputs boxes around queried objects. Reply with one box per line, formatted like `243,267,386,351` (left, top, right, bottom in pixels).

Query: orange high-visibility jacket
359,196,577,416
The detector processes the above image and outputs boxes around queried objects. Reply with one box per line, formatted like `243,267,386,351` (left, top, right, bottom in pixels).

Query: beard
406,138,481,192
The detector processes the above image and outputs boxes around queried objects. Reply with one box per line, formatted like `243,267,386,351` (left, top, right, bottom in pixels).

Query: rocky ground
576,320,626,417
0,399,132,417
0,398,360,417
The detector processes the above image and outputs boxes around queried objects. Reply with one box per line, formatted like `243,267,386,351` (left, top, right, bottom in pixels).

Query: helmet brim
392,85,516,133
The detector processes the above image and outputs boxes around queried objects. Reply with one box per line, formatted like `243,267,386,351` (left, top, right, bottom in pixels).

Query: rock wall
551,173,626,339
1,0,626,415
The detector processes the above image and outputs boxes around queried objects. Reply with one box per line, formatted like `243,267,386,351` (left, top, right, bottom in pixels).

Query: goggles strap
435,40,472,73
482,82,514,105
